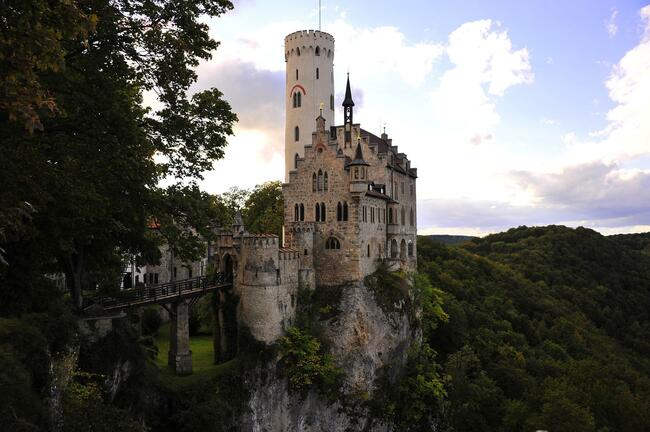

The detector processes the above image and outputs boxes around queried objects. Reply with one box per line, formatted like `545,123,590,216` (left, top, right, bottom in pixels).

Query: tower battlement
284,30,334,44
241,234,278,248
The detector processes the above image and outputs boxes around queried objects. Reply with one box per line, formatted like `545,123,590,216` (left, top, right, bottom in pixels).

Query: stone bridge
94,273,232,375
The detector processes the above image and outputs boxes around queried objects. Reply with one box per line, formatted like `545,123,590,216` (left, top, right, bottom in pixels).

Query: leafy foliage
279,327,343,400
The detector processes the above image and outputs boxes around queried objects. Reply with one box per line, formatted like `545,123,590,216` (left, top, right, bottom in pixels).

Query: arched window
388,208,393,224
293,92,297,108
294,204,299,221
296,47,300,56
312,173,317,192
323,172,328,191
401,207,406,225
315,46,320,56
343,202,349,221
410,208,414,226
294,126,299,142
400,240,407,260
320,202,326,221
325,237,340,249
297,91,301,107
315,203,320,221
294,153,299,169
316,67,319,79
317,169,323,191
337,202,342,221
367,244,370,257
391,239,398,258
408,241,414,257
299,203,304,221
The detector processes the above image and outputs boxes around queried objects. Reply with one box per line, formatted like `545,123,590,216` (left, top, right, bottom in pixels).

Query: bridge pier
168,300,192,375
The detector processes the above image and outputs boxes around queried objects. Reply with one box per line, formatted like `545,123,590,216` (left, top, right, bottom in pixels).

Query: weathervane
319,102,324,116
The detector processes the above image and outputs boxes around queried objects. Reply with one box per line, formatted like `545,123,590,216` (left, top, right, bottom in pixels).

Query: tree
0,0,237,311
0,0,96,132
243,181,283,238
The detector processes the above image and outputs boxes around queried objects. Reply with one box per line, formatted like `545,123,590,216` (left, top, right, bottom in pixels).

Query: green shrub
279,327,342,401
141,308,162,336
364,261,410,314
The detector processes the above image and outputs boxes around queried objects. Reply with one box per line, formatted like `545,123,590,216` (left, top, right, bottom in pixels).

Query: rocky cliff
242,276,419,432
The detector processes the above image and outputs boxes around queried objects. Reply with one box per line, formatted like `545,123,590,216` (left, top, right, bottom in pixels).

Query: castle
123,30,418,361
208,29,418,354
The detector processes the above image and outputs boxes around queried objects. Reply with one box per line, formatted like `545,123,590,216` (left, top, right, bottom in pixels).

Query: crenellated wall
236,234,300,343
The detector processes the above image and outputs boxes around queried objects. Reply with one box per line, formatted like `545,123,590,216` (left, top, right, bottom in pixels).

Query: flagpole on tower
319,0,321,31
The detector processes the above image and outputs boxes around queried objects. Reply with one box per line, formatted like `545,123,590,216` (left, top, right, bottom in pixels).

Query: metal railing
97,273,231,310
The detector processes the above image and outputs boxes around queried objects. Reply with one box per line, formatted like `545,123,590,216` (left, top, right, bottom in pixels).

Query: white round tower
284,30,335,180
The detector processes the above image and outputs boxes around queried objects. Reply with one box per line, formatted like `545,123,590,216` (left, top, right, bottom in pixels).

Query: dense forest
418,226,650,431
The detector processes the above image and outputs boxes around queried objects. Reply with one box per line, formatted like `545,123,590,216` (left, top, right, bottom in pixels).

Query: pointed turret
348,140,369,167
343,74,354,148
343,74,355,108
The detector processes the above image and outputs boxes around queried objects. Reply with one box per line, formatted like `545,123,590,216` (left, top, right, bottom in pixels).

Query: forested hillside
418,226,650,431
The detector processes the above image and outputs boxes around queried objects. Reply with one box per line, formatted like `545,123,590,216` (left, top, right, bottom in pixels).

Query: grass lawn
154,322,236,391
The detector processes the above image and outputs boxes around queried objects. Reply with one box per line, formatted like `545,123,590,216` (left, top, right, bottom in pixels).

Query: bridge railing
97,272,229,309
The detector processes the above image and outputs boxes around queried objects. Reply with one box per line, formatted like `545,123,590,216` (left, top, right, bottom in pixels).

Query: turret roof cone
343,74,355,107
348,141,370,167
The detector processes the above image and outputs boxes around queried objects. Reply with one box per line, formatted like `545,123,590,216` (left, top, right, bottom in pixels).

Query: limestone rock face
242,279,418,432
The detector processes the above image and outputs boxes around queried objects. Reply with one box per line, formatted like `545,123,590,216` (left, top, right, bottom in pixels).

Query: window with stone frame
343,202,349,221
312,173,317,192
294,203,299,221
294,126,299,141
325,237,340,249
408,241,414,257
324,172,328,191
318,169,323,191
320,202,326,221
409,207,414,226
401,207,406,225
300,203,304,221
337,202,342,221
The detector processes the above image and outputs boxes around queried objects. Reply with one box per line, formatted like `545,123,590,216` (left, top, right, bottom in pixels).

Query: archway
223,253,233,282
214,253,238,363
400,239,407,260
391,239,398,258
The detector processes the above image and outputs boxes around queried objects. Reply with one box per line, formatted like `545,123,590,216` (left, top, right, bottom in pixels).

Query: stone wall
237,236,300,343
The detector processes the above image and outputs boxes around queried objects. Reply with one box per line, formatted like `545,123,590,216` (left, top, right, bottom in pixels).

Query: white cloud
541,117,557,125
562,132,576,144
326,19,444,87
430,19,533,139
566,6,650,164
606,8,618,38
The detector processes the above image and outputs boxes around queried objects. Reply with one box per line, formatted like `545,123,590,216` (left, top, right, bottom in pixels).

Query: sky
183,0,650,236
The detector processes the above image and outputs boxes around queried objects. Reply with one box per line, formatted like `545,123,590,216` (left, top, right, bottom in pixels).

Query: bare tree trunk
66,251,84,312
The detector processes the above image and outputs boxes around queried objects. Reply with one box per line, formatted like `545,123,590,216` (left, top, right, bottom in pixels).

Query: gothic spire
343,73,354,147
343,73,355,107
